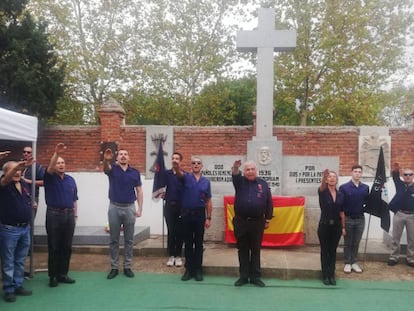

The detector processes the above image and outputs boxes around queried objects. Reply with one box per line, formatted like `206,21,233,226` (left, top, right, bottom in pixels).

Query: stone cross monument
237,8,296,140
236,8,296,194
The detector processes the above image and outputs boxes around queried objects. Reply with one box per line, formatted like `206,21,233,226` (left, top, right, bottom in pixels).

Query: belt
320,219,340,225
399,210,414,214
167,201,180,206
47,207,73,213
111,201,134,207
3,223,29,227
238,216,263,221
181,209,204,216
346,214,364,219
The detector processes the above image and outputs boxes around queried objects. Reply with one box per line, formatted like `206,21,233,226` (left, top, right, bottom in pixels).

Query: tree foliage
24,0,414,126
380,85,414,127
28,0,145,122
258,0,414,125
28,0,245,124
0,0,64,119
195,77,256,125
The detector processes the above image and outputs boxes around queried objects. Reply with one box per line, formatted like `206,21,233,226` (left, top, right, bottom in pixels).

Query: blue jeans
0,224,30,294
344,216,365,264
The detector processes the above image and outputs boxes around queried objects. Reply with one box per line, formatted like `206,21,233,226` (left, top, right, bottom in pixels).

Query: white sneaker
344,264,352,273
166,256,175,267
351,263,362,273
174,257,183,267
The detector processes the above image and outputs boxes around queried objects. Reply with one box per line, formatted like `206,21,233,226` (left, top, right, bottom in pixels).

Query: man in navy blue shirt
339,165,369,274
388,163,414,267
21,146,45,207
44,143,78,288
103,148,143,279
231,160,273,287
177,156,212,282
163,152,184,267
0,158,34,302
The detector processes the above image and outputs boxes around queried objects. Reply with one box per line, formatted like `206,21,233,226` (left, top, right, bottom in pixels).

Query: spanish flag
224,196,305,247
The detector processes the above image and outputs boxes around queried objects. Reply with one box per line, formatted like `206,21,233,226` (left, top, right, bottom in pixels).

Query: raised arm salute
0,157,35,302
104,148,143,280
43,143,78,288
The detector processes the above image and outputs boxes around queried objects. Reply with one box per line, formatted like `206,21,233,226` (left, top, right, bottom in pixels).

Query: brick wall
1,106,413,173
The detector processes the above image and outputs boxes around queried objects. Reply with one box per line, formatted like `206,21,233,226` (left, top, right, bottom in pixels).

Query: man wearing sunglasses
388,163,414,267
176,156,212,282
21,146,45,208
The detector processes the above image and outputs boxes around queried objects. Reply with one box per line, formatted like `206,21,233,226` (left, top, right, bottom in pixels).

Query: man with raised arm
44,143,78,288
0,157,34,302
103,148,143,279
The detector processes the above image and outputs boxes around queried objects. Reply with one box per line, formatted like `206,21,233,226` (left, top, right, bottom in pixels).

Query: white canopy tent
0,107,38,141
0,107,38,275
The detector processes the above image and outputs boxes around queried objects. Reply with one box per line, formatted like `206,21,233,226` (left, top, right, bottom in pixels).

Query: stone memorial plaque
283,156,339,196
201,156,246,193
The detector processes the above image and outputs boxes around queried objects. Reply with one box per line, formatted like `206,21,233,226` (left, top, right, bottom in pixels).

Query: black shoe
107,269,119,279
181,270,192,281
15,287,32,296
234,278,249,287
323,277,330,286
49,277,58,287
24,271,32,280
124,268,135,278
4,292,16,303
387,259,398,266
57,275,76,284
329,277,336,286
194,270,203,282
250,278,265,287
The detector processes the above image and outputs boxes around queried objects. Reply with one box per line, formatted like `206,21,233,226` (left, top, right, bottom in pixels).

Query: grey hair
2,161,15,173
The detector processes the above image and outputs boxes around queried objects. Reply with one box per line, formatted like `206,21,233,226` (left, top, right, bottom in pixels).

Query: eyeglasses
23,151,32,154
403,173,414,176
192,161,202,165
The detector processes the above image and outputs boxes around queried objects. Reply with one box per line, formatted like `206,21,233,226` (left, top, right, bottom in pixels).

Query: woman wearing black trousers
317,169,345,286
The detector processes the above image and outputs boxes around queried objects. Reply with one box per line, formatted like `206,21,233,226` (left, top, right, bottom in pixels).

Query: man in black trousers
44,143,78,287
231,160,273,287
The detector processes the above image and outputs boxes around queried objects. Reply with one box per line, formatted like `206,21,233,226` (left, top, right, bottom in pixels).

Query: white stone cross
237,8,296,139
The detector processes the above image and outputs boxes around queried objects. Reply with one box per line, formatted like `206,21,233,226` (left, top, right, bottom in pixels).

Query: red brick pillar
98,98,125,143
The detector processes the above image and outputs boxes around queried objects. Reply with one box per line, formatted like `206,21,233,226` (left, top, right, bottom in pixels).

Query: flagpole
362,214,372,268
162,199,166,253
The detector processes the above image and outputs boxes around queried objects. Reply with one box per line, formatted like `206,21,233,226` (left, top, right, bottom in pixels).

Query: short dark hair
351,165,363,171
173,152,183,161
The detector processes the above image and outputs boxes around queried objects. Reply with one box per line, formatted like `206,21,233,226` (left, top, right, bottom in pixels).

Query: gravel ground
29,252,414,282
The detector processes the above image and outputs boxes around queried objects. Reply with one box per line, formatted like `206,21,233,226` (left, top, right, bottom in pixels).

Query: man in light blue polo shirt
103,148,143,280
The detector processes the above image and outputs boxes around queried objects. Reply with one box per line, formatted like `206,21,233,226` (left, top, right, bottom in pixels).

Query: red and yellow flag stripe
224,196,305,247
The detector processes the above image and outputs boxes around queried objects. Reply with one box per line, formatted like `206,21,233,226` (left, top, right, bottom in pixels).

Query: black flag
152,142,167,201
365,146,390,232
